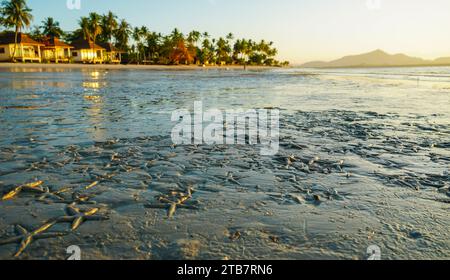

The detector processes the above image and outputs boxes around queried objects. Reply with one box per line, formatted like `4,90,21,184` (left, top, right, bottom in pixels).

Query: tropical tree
216,37,231,65
170,28,183,43
186,31,201,64
101,11,118,44
139,26,149,61
63,29,84,43
0,1,283,66
88,12,102,44
0,0,33,61
167,28,192,64
233,39,245,64
170,39,194,65
199,32,216,65
78,16,90,40
114,19,131,51
40,17,63,38
187,30,201,46
0,13,6,30
146,31,162,64
29,25,44,41
247,40,278,66
132,27,143,63
157,35,172,64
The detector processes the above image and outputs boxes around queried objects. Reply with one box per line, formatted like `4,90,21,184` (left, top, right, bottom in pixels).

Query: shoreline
0,63,280,71
298,64,450,69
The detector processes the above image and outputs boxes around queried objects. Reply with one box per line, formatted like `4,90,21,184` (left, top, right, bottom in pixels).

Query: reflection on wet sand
82,71,108,142
9,80,67,89
85,99,106,142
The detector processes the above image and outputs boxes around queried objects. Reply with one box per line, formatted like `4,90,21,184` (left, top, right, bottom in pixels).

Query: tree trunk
12,27,19,62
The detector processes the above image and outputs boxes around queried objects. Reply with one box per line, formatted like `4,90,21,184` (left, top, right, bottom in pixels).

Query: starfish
31,187,66,204
225,172,241,186
67,192,99,205
146,188,196,218
56,203,109,231
2,181,45,201
0,222,67,257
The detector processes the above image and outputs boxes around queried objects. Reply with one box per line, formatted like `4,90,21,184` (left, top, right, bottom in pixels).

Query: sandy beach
0,63,280,71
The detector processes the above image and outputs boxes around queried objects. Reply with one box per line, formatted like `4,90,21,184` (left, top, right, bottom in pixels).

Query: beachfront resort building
0,32,44,62
98,42,124,64
41,37,74,63
70,38,106,64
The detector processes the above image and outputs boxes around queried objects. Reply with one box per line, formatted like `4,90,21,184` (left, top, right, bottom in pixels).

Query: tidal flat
0,66,449,259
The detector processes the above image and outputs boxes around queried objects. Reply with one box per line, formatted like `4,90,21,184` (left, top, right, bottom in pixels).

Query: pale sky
22,0,450,64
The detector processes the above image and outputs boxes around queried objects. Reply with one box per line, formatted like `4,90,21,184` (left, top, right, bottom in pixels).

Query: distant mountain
302,49,450,68
433,57,450,65
301,60,328,68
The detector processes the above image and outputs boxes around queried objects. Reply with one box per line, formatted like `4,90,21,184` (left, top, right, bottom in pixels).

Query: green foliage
0,1,288,66
0,0,33,61
40,17,63,38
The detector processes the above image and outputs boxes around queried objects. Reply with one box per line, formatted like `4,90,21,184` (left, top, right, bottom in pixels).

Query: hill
302,50,450,68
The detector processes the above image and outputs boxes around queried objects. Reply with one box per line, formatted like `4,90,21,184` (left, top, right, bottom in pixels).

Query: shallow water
0,66,449,260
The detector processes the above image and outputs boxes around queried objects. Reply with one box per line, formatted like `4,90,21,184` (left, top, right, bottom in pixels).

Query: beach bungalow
98,42,124,64
0,32,44,62
41,37,73,63
41,37,74,63
70,38,106,64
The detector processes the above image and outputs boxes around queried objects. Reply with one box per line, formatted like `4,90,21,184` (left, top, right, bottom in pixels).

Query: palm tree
140,26,149,36
29,25,44,41
140,26,149,61
114,19,131,51
200,38,213,65
158,35,173,64
170,39,194,65
40,17,63,38
101,11,118,44
132,27,143,63
1,0,33,61
0,14,6,29
233,39,255,66
167,28,191,65
146,31,161,64
186,31,201,64
187,31,201,46
170,28,183,43
216,37,231,65
78,17,90,40
88,12,102,44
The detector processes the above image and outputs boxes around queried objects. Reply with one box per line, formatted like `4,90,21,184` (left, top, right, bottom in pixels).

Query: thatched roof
97,42,125,53
70,38,105,50
42,37,73,48
0,32,44,45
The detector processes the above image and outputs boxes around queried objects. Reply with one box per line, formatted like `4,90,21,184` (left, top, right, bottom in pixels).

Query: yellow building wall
42,48,70,61
72,49,104,63
0,44,13,61
0,44,41,61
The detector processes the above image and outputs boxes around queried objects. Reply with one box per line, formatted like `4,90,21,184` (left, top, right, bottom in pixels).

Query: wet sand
0,67,449,260
0,114,449,260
